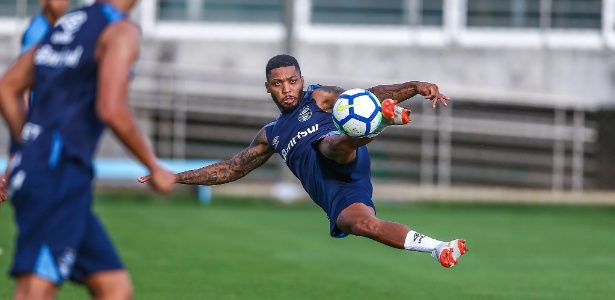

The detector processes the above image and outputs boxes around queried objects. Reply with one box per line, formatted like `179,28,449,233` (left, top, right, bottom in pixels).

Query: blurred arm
95,21,160,172
97,21,175,193
0,48,35,142
0,48,34,185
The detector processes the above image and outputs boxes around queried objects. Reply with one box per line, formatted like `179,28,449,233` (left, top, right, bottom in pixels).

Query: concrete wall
2,35,611,107
139,38,614,108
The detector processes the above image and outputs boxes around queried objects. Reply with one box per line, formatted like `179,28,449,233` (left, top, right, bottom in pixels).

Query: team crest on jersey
298,106,312,122
272,136,279,148
51,11,87,45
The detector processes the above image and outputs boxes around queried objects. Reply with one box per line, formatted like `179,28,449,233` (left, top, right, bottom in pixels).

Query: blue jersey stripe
48,131,63,168
34,244,61,284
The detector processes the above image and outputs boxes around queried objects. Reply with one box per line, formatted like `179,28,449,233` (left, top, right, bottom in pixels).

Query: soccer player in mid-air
139,54,468,268
0,0,176,299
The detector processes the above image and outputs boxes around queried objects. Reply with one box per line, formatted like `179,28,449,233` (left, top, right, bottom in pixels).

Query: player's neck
42,10,61,25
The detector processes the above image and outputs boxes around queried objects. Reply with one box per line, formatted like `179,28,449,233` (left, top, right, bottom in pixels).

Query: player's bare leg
336,203,409,248
317,134,373,164
84,270,133,300
13,275,58,300
322,100,468,267
336,203,468,268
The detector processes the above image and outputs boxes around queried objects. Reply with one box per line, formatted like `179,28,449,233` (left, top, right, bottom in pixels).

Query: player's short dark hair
265,54,301,79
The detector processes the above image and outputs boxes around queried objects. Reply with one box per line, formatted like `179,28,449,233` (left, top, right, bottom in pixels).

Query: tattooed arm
367,81,450,108
138,127,275,186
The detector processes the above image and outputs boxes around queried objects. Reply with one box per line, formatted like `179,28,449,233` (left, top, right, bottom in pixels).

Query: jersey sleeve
20,16,49,54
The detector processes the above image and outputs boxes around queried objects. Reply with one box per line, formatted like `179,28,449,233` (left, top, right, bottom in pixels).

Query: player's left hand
148,167,176,194
137,166,177,194
0,178,8,205
416,82,450,108
137,175,150,184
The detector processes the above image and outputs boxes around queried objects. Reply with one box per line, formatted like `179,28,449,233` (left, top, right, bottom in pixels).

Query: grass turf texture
1,193,614,299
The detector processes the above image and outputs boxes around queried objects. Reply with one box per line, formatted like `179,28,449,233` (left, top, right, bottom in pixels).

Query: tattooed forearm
174,127,273,186
175,161,233,186
176,146,271,186
368,81,419,103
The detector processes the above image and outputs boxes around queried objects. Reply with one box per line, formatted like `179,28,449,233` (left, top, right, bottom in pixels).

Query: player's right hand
142,167,176,194
415,82,450,108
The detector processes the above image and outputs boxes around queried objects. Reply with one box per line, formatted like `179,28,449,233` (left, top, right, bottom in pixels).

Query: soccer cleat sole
381,99,410,125
438,239,468,268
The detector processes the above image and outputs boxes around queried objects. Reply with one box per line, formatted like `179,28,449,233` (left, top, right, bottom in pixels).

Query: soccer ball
332,89,382,137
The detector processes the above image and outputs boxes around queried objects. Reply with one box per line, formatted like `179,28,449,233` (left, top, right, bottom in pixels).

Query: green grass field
1,192,614,299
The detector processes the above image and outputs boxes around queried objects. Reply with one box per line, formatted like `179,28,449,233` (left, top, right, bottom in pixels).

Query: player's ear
264,81,271,93
301,76,304,86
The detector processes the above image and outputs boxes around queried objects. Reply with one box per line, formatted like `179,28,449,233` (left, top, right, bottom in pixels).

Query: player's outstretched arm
367,81,450,108
138,128,275,186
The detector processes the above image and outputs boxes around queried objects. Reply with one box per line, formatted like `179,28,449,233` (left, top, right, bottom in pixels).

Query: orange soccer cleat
364,99,411,138
432,239,468,268
380,99,410,125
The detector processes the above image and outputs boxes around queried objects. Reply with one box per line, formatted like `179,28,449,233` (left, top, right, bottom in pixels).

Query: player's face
42,0,69,19
265,66,304,113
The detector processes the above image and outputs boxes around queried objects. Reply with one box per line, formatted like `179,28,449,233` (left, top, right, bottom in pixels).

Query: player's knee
13,275,57,300
344,215,379,237
90,282,133,300
85,271,133,300
113,285,134,300
318,136,358,164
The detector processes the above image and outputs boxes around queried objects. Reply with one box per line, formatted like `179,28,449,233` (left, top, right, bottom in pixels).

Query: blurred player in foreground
0,0,176,299
4,0,70,180
139,54,468,268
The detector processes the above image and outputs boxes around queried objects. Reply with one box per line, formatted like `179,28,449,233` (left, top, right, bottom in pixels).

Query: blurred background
0,0,613,204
